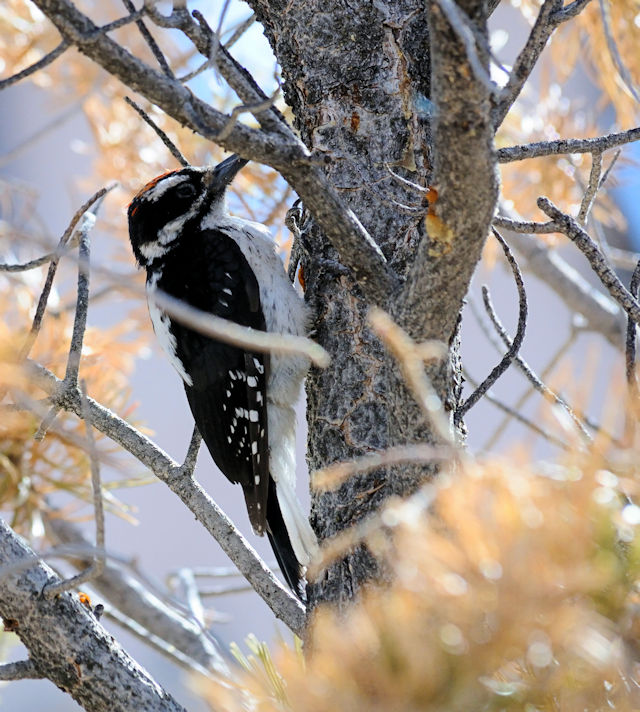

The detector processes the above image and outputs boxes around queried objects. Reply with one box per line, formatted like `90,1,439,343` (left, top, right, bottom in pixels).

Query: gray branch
538,197,640,327
395,0,499,343
0,659,43,681
32,0,395,305
45,515,230,676
0,518,185,712
497,127,640,163
26,361,307,637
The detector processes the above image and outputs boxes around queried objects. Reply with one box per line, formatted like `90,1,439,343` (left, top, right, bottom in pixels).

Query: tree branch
0,659,43,681
44,515,230,676
456,230,528,423
537,197,640,328
31,0,396,306
395,0,498,343
497,208,624,348
25,361,307,637
497,127,640,162
0,518,185,711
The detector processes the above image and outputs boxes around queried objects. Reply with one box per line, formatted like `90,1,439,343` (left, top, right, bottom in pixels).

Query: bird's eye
176,183,196,199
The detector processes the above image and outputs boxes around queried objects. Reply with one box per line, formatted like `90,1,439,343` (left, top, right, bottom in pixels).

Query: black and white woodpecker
127,155,317,596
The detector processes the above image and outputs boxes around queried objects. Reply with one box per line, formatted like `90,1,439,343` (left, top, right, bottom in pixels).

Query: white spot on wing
249,410,259,422
247,376,257,387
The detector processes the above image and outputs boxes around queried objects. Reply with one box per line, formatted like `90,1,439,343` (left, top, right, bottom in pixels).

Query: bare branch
497,127,640,163
151,289,330,367
0,252,56,273
577,150,603,225
493,215,558,233
599,0,640,103
497,205,624,348
43,382,105,599
484,322,579,449
456,230,528,423
120,0,174,78
124,96,189,166
432,0,502,99
0,42,69,91
480,284,592,442
463,369,569,449
312,444,455,492
18,185,112,363
0,519,186,711
0,659,43,681
368,308,454,445
179,426,202,478
45,515,230,675
553,0,594,22
538,197,640,328
26,361,307,636
493,0,559,128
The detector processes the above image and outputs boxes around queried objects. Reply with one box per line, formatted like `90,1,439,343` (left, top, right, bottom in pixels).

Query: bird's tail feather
266,477,305,598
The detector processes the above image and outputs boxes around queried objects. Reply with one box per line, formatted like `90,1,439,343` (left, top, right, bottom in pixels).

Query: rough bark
0,518,185,712
246,0,497,607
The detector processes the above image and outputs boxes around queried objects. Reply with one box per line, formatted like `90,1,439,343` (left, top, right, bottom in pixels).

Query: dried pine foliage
196,448,640,711
0,274,144,535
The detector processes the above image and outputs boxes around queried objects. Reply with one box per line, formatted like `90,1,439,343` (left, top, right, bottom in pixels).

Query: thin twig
493,0,559,128
538,196,640,327
312,444,455,492
215,89,280,142
625,260,640,398
497,127,640,162
0,660,43,681
150,289,330,367
104,605,217,679
172,569,205,627
493,215,558,234
552,0,594,22
484,325,579,450
577,150,603,225
121,0,174,78
178,426,202,477
481,284,592,442
18,186,113,363
599,0,640,103
0,252,55,273
457,230,528,422
463,370,569,449
0,41,69,91
599,148,621,189
368,308,454,445
35,193,106,440
43,382,105,598
124,96,189,167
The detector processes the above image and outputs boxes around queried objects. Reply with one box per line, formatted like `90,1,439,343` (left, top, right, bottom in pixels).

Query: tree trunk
247,0,497,608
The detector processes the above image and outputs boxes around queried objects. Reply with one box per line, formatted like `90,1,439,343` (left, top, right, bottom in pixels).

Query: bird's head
127,154,248,267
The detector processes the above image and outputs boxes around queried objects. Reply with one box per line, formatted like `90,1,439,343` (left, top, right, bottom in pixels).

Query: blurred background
1,0,639,709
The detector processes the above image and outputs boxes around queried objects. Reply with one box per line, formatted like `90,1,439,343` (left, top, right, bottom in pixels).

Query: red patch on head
128,170,178,207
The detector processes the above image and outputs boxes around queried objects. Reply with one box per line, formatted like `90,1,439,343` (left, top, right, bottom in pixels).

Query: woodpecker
127,155,317,596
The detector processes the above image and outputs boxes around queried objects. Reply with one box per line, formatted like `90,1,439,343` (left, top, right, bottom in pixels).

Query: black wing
156,229,270,534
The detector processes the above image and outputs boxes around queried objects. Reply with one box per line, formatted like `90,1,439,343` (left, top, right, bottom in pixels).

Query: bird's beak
206,154,249,192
